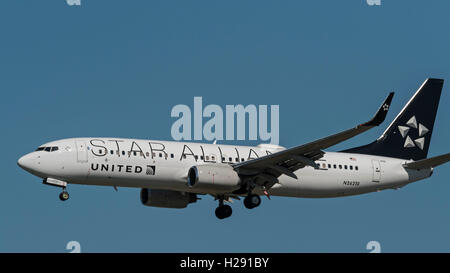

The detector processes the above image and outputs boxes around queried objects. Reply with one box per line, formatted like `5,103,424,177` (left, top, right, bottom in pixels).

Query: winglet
362,92,394,127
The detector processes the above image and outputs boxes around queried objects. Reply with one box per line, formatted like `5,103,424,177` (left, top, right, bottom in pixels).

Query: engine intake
140,189,197,209
187,164,241,193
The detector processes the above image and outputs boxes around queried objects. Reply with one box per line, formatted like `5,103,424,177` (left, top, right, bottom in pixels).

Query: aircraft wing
232,92,394,187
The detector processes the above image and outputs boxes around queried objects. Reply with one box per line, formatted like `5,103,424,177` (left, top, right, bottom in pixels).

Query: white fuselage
18,137,432,198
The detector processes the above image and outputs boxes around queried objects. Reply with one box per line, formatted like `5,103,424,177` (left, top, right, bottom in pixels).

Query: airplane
18,78,450,219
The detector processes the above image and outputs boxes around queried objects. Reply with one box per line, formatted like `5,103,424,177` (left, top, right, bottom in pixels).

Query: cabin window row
320,163,359,171
98,149,175,159
172,154,248,162
97,149,250,162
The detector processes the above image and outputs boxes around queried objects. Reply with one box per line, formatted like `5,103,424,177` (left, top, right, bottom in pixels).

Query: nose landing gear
59,189,70,201
43,178,70,202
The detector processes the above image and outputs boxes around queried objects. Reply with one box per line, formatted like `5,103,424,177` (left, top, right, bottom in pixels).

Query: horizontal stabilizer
403,153,450,169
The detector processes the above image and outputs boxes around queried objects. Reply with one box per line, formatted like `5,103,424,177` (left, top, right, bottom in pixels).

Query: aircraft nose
17,153,35,172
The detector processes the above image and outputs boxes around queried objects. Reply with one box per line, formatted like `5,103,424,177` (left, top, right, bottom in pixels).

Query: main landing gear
214,193,262,219
59,188,70,201
243,194,261,209
215,198,232,220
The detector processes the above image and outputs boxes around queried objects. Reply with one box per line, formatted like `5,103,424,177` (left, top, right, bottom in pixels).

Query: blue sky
1,0,449,252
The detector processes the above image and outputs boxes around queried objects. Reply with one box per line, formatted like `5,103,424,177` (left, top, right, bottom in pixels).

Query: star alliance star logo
382,104,389,111
398,116,429,150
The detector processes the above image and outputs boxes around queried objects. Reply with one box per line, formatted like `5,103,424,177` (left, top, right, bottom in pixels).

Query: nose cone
17,153,35,173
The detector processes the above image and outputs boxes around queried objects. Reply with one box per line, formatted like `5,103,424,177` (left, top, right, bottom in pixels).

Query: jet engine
187,164,241,193
140,189,197,209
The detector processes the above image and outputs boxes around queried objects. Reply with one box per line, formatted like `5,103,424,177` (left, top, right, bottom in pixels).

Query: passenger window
222,157,225,161
241,158,245,162
344,165,347,170
229,157,232,162
110,150,114,155
236,158,239,162
170,154,174,158
122,151,125,156
205,156,209,161
355,166,359,171
200,155,204,160
322,163,326,168
339,165,342,169
350,166,353,170
211,156,215,161
328,164,331,168
159,153,163,158
146,152,150,157
133,151,137,156
194,155,198,160
183,154,187,159
333,164,336,169
99,149,103,155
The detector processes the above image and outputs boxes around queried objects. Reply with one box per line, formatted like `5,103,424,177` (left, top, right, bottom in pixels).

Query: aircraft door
371,160,381,182
75,140,88,163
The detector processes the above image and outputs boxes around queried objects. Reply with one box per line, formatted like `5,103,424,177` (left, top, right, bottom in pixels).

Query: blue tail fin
342,78,444,160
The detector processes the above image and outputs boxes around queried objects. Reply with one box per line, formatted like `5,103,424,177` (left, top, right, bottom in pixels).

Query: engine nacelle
140,189,197,209
187,164,241,193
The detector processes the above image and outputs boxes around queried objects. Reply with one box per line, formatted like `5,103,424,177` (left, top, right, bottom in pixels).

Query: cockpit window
51,147,59,152
36,147,45,151
44,147,51,152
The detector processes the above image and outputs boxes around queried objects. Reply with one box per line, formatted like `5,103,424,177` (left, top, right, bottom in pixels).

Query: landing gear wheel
215,204,232,219
59,191,69,201
244,194,261,209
